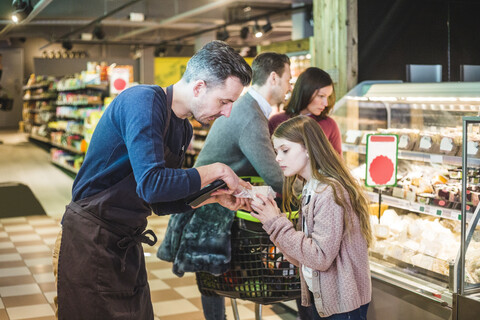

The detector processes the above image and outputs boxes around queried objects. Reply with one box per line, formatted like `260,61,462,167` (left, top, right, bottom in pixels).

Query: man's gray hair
182,40,252,88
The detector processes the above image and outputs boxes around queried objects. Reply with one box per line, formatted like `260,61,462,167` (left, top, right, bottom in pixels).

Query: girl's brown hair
273,115,372,247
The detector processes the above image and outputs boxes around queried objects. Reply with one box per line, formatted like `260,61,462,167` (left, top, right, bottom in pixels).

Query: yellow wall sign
154,57,254,87
154,57,190,87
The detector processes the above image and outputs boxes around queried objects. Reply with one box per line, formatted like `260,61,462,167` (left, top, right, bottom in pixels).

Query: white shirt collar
248,88,272,119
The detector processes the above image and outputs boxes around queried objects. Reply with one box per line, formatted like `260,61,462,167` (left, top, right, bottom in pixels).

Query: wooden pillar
312,0,358,99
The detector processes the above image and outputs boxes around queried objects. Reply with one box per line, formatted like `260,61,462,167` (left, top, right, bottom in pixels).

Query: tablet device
185,180,227,207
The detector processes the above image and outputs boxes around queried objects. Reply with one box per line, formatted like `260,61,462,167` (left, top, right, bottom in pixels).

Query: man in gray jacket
158,52,292,320
195,52,291,191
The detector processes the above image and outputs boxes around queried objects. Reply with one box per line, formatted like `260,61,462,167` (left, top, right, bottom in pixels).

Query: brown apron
57,85,188,320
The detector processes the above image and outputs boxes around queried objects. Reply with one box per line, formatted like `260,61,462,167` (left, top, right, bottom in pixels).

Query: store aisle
0,214,297,320
0,131,73,220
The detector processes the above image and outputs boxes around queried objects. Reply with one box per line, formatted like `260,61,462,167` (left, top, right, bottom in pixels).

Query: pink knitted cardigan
261,183,371,317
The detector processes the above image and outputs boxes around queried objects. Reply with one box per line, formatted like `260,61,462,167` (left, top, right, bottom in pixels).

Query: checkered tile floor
0,214,298,320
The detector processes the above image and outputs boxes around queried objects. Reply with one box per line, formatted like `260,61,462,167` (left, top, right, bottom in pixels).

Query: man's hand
216,194,252,212
196,163,251,194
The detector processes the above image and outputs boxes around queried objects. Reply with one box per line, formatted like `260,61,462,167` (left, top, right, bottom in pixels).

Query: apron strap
68,201,158,272
163,85,173,139
117,229,157,272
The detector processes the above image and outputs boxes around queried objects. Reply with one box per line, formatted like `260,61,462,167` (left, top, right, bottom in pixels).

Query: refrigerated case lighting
349,96,478,103
367,96,398,102
405,97,458,102
459,97,480,102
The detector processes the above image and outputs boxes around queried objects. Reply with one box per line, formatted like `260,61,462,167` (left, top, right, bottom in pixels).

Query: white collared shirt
247,88,272,119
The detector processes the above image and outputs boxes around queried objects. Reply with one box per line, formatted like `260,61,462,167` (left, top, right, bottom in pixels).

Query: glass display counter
332,81,480,319
452,117,480,320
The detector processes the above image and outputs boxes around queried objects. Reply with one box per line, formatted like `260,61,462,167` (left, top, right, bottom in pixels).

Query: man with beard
159,52,292,320
53,41,252,320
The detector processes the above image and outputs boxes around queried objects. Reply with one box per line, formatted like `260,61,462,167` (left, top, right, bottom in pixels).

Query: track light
11,0,33,23
154,46,166,57
262,19,273,34
93,25,105,40
240,26,249,40
216,27,229,41
174,44,183,54
254,21,263,38
62,40,73,51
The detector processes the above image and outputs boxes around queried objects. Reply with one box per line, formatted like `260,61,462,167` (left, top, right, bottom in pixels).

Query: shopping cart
196,209,301,320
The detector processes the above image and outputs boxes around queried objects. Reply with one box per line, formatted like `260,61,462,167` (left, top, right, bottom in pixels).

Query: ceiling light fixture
174,43,183,54
62,40,73,51
93,24,105,40
216,27,229,41
11,0,33,24
154,46,166,57
262,18,273,34
254,21,263,38
240,26,249,40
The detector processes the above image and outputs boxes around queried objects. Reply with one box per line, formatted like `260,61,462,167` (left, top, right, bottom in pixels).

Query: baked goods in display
369,208,480,278
416,132,441,153
377,128,419,151
344,130,364,145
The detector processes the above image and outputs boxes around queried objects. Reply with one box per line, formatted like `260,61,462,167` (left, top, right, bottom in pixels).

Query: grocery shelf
55,101,103,106
29,134,50,144
23,95,57,101
22,82,52,90
30,134,84,155
367,191,473,222
50,142,84,155
343,143,480,167
56,84,108,92
51,160,79,174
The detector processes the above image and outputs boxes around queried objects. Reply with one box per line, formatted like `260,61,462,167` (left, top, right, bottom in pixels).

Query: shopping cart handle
236,210,299,222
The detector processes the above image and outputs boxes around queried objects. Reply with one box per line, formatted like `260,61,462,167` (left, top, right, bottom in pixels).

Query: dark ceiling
0,0,312,50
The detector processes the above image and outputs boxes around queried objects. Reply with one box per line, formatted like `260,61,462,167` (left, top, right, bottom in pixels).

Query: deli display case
452,117,480,320
332,81,480,319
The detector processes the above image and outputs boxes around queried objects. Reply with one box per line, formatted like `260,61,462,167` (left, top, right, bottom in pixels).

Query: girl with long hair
251,115,372,320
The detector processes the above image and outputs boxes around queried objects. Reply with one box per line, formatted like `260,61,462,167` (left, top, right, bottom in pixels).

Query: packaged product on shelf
464,136,480,158
360,130,377,145
416,131,441,153
439,133,461,156
397,129,420,151
371,207,463,277
343,129,364,145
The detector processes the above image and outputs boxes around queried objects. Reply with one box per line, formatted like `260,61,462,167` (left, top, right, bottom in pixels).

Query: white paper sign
110,68,130,94
366,134,398,187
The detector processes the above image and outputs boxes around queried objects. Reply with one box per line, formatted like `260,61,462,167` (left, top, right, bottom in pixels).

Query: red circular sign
369,155,394,185
113,78,127,91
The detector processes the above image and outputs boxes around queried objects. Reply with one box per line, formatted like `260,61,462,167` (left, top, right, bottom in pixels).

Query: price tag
419,206,425,212
436,209,442,216
430,154,443,163
345,130,363,144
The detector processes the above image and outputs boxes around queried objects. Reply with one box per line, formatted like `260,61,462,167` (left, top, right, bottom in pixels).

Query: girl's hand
250,194,281,223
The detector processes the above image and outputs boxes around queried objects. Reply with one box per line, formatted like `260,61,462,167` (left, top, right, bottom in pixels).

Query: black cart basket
197,210,301,305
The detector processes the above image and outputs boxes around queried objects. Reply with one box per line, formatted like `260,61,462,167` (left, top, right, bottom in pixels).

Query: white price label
430,154,443,163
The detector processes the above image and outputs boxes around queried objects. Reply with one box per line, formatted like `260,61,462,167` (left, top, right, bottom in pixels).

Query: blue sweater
72,85,201,214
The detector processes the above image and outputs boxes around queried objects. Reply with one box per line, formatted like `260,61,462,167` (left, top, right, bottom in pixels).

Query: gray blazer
195,92,283,193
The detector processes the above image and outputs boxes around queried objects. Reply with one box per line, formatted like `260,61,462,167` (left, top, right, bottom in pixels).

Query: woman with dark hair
268,67,342,155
